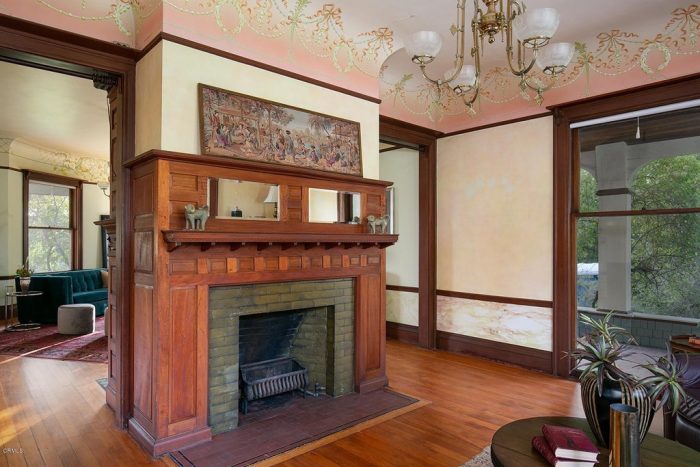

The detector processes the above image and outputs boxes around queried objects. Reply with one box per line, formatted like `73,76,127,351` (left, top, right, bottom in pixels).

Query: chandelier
405,0,574,109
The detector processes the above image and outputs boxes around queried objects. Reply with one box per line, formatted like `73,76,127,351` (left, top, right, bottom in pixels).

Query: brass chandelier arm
460,19,483,108
419,0,468,86
503,0,539,77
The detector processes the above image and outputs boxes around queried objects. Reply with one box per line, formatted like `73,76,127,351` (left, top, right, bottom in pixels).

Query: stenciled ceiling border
1,1,698,132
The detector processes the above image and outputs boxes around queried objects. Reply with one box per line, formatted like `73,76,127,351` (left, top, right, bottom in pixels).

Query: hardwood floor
0,340,585,466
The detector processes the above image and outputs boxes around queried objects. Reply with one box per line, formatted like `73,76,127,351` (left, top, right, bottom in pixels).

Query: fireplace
208,279,355,434
127,152,393,455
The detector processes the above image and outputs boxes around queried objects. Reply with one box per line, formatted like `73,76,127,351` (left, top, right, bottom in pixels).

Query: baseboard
436,330,552,373
357,375,388,393
128,418,212,457
386,322,419,345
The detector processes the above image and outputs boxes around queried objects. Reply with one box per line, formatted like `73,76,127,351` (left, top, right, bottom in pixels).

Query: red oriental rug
0,317,107,363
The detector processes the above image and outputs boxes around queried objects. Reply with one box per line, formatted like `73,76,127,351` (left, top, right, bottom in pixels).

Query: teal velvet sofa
15,269,107,324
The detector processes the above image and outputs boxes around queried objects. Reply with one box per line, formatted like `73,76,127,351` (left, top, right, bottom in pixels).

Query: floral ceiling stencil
2,1,699,132
3,0,395,96
5,138,110,183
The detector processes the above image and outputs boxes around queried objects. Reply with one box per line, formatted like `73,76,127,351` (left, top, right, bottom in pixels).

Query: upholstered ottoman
57,304,96,335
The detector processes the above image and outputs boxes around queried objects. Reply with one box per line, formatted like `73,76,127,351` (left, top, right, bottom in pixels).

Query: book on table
532,436,596,467
541,424,600,462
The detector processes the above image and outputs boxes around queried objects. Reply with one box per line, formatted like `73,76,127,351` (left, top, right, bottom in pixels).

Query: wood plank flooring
0,340,585,466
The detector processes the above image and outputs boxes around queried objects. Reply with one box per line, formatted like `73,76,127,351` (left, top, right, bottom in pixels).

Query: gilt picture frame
198,84,362,176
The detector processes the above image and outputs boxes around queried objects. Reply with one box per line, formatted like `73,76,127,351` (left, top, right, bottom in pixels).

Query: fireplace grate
240,357,308,413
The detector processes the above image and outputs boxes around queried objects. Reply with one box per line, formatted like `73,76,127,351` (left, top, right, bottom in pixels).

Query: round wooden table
491,416,700,467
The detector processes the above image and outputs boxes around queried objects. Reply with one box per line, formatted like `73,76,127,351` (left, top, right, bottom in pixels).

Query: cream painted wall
436,116,554,350
379,148,419,288
146,41,379,178
437,116,553,300
82,184,110,269
0,167,23,291
135,41,163,156
308,188,338,223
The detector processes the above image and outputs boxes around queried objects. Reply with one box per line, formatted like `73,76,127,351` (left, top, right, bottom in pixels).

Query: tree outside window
24,175,80,272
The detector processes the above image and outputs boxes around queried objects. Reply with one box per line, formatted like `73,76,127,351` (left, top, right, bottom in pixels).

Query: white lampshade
513,8,560,47
405,31,442,64
445,64,477,93
536,42,574,74
263,185,279,203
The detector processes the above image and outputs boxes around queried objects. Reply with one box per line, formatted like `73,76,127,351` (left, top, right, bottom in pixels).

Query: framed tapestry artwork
198,84,362,176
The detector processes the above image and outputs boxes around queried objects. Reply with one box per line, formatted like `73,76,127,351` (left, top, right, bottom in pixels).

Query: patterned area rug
461,445,493,467
0,317,107,363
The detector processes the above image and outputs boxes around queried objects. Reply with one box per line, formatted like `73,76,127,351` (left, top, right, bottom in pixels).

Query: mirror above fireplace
209,178,279,221
308,188,361,224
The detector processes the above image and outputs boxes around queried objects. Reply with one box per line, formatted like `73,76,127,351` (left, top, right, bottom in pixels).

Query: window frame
23,171,83,271
551,74,700,377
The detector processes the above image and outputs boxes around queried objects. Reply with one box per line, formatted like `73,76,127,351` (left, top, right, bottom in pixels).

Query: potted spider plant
15,258,33,293
567,311,688,447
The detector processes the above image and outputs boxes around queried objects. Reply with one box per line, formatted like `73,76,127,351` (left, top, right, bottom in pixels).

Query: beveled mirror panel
308,188,361,223
210,178,279,220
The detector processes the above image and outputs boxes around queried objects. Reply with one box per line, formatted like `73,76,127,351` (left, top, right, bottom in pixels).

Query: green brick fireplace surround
208,279,355,434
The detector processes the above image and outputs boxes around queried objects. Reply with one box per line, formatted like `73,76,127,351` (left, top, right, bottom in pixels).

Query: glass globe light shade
445,64,477,93
536,42,574,74
513,8,560,48
405,31,442,64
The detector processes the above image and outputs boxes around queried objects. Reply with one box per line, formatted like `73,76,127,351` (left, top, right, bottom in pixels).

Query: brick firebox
208,279,355,434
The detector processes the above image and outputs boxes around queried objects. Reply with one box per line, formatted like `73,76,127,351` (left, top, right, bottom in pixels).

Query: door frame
379,116,439,348
0,14,137,426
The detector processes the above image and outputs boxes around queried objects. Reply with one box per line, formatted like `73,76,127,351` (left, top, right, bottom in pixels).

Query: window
24,173,82,272
574,105,700,322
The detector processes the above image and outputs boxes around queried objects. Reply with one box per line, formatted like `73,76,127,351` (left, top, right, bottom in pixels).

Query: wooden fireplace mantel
127,150,394,456
163,230,398,252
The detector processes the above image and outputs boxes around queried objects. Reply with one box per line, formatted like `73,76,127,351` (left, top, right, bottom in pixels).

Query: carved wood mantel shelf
163,230,398,252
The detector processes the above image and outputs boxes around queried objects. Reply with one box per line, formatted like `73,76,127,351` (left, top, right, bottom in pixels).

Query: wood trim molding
439,111,552,138
437,331,553,373
126,149,392,187
386,285,419,293
22,171,83,270
137,32,382,105
0,14,137,61
379,115,442,142
436,290,553,309
0,275,16,281
379,116,438,350
386,322,419,345
0,165,23,173
551,74,700,377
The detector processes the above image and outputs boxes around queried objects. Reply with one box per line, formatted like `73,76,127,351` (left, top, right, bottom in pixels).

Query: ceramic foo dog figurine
184,204,209,230
367,215,389,234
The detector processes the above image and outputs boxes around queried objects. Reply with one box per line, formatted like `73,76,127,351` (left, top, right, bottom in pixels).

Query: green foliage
638,351,689,414
15,258,33,277
27,189,72,272
569,312,688,413
576,154,700,318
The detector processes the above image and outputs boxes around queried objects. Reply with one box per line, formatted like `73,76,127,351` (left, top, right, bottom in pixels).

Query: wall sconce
97,181,110,198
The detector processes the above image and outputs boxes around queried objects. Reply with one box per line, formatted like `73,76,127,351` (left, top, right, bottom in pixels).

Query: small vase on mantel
18,276,31,293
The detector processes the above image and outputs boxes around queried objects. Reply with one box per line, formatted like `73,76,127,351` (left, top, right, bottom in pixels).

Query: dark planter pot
580,375,655,448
